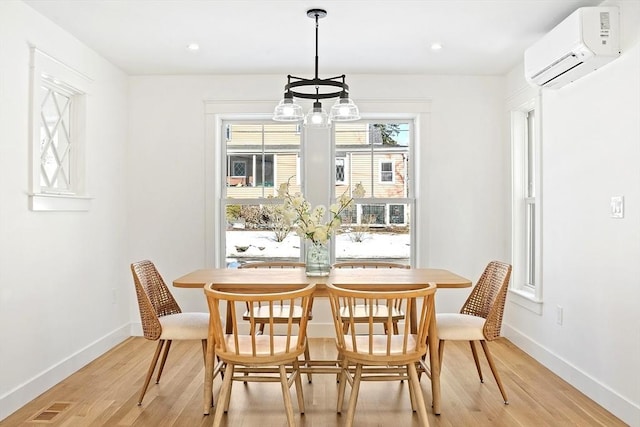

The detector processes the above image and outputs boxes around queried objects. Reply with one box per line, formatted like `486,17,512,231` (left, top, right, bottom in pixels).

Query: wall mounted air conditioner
524,6,620,89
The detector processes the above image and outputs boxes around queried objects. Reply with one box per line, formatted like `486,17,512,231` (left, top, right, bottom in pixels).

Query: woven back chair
205,283,316,427
332,261,410,334
436,260,512,403
327,283,436,427
238,261,312,382
130,260,209,405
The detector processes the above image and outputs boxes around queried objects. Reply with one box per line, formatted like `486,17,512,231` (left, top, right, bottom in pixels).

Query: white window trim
28,47,92,211
509,90,543,314
205,99,431,269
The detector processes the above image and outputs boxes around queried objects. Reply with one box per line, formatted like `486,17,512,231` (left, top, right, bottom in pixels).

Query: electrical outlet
556,305,563,325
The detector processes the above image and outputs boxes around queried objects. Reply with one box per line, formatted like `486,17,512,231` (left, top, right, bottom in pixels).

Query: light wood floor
1,337,625,427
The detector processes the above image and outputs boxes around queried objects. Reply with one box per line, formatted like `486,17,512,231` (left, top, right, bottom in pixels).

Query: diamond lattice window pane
39,86,72,192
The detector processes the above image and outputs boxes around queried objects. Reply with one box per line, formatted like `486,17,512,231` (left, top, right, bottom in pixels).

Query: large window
223,122,301,267
511,96,542,313
222,120,414,268
334,121,412,265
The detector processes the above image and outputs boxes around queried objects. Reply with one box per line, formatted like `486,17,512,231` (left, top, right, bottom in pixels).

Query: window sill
508,288,543,315
29,193,92,211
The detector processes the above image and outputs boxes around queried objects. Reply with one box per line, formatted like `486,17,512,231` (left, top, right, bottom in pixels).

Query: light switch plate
610,196,624,218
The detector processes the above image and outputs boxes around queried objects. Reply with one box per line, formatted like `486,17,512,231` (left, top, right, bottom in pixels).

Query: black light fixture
273,8,360,127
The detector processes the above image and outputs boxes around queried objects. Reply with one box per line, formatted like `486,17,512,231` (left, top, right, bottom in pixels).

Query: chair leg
155,340,172,383
438,339,445,365
303,340,312,383
407,365,416,411
224,365,233,412
345,363,363,427
138,340,165,405
469,341,484,383
292,360,305,414
336,359,349,413
279,364,296,427
480,340,509,404
213,363,233,427
408,362,430,427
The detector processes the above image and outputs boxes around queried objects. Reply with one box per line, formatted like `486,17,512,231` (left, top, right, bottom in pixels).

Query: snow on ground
226,230,410,265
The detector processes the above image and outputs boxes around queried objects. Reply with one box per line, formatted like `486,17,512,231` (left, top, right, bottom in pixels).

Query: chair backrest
460,260,512,340
204,284,316,365
332,261,409,269
239,261,305,269
327,283,436,362
131,260,182,340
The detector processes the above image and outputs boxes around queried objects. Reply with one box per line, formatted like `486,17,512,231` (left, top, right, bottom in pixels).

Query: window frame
510,93,543,314
28,47,92,211
205,100,430,269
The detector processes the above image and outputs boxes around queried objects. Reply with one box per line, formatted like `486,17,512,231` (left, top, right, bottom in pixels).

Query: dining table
173,267,472,416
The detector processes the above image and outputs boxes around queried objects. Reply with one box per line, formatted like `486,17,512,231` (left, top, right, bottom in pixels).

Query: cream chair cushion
436,313,486,341
159,313,209,340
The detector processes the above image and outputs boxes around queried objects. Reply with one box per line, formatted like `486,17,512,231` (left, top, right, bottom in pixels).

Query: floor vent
30,402,73,423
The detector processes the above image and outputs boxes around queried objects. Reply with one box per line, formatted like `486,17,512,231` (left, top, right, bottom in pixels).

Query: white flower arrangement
277,180,365,245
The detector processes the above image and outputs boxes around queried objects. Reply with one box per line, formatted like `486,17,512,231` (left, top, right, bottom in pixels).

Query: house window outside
389,204,405,224
361,204,386,225
334,121,412,264
379,161,394,183
232,160,246,178
510,95,542,313
336,157,346,184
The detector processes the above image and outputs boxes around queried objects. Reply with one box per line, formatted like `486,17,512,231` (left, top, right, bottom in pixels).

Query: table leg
427,308,441,415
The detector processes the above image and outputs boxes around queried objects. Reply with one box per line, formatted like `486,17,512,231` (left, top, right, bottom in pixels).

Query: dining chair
436,260,512,404
204,283,316,427
238,261,313,382
332,261,410,334
130,260,210,405
327,282,436,427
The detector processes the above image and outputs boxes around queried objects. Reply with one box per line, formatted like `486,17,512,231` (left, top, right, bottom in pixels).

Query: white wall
503,1,640,425
127,73,508,325
0,1,130,420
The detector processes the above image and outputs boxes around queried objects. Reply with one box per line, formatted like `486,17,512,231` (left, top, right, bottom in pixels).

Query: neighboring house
226,122,410,227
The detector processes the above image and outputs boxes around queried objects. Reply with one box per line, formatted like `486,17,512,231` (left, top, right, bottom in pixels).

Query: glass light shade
329,96,360,121
273,96,304,122
304,102,330,128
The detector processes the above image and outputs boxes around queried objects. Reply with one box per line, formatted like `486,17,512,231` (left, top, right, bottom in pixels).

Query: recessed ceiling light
186,43,200,51
431,42,443,51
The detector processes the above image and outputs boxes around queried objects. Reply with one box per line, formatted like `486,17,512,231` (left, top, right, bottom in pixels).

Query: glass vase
305,241,330,277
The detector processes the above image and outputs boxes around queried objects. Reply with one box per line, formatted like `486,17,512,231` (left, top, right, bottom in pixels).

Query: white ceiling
24,0,602,76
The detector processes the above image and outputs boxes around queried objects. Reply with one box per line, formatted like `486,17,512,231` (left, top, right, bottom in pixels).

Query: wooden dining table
173,267,472,416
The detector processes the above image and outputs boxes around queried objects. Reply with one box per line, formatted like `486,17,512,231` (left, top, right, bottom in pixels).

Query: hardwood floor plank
0,337,626,427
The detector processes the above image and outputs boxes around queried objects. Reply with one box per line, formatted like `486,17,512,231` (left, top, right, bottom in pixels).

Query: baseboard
503,324,640,427
0,323,130,422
